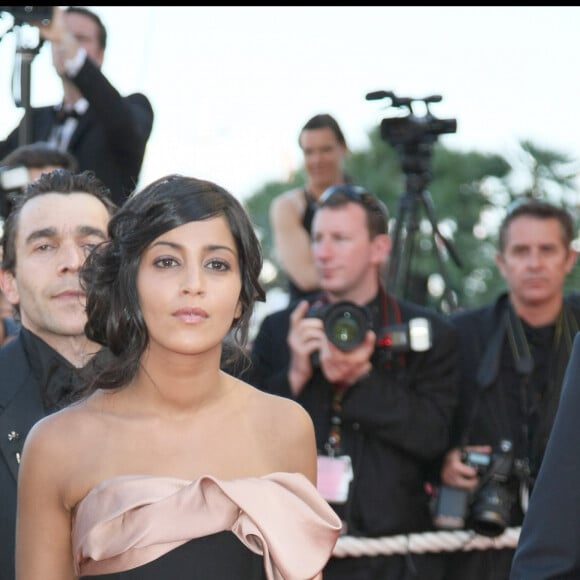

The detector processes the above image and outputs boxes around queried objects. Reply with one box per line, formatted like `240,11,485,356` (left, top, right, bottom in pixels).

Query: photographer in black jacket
438,199,580,580
0,6,154,205
249,184,459,580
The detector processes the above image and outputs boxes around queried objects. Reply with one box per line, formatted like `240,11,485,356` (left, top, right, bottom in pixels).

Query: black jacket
0,56,154,206
0,329,80,580
249,293,459,537
448,292,580,526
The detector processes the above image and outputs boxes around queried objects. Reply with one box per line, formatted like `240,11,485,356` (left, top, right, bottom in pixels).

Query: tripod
386,148,462,312
366,90,461,311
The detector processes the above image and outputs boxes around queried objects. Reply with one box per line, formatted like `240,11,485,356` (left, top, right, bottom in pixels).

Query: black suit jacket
0,56,154,206
510,331,580,579
0,334,46,580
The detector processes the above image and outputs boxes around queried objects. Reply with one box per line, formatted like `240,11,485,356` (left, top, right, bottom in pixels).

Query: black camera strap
459,311,507,450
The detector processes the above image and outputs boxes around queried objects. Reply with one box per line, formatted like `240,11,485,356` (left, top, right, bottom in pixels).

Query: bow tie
42,360,79,411
55,108,81,123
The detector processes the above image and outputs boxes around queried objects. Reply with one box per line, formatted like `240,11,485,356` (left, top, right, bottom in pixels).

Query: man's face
0,193,110,343
311,202,389,302
299,128,347,196
496,215,577,308
64,11,104,67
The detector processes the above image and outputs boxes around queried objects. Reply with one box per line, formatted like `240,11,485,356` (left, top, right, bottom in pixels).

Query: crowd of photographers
2,110,579,580
242,112,580,580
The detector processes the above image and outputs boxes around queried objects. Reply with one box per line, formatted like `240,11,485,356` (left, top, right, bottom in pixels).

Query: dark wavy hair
80,174,266,392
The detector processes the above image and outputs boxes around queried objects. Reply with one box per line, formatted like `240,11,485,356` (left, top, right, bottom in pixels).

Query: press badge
317,455,353,504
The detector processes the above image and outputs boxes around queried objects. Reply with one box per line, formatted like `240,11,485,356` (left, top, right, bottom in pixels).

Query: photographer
0,6,154,205
438,199,580,580
248,184,459,580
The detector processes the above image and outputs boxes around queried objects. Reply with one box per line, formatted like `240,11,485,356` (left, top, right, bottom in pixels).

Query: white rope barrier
333,527,521,558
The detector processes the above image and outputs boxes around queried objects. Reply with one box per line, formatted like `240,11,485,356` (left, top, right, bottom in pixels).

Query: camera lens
469,481,513,537
324,302,371,351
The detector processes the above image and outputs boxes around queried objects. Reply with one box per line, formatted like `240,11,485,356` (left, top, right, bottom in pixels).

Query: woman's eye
154,257,178,268
207,259,230,272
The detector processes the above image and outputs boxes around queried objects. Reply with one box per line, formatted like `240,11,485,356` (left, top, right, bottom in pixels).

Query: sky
0,6,579,202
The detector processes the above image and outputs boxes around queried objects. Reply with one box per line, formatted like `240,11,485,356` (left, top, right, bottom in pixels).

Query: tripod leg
386,192,420,299
418,190,460,311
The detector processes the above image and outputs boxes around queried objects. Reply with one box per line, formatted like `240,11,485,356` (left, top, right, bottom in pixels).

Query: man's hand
441,446,492,490
35,7,80,76
287,300,325,396
318,330,374,387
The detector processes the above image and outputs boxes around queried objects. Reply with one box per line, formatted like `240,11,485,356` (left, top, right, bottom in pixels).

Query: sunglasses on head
318,184,370,205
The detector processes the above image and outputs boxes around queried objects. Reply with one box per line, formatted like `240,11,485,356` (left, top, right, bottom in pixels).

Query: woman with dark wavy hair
15,174,341,580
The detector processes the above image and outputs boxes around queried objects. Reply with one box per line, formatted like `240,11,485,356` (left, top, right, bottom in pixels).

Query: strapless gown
72,472,342,580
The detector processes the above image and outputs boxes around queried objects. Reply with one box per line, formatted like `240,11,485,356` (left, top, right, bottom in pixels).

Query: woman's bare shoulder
241,380,313,431
24,397,96,452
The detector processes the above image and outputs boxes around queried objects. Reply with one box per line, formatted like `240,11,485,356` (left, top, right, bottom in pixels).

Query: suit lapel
0,338,46,481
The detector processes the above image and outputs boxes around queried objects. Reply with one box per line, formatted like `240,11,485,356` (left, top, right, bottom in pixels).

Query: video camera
366,90,457,149
306,301,432,364
1,6,53,26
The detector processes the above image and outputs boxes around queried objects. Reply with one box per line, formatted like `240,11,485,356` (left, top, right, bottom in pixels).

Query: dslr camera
1,6,53,25
306,301,432,366
434,439,518,537
307,301,373,352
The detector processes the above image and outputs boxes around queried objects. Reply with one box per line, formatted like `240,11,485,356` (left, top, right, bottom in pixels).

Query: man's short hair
65,6,107,50
317,183,389,239
2,169,116,274
499,199,575,252
1,143,78,172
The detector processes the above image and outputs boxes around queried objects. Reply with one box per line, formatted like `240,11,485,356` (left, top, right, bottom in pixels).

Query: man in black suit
0,169,116,580
0,6,154,206
248,184,459,580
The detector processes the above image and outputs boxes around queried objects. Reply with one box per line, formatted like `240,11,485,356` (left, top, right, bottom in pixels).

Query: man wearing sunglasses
249,184,459,580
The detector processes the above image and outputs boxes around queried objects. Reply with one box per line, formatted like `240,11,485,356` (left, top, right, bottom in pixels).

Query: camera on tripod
434,439,519,537
365,89,461,310
306,301,432,366
1,6,53,25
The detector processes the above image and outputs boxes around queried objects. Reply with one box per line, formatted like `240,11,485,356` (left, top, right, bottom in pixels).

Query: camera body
2,6,53,25
381,114,457,148
306,301,373,352
434,440,517,537
306,301,433,368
